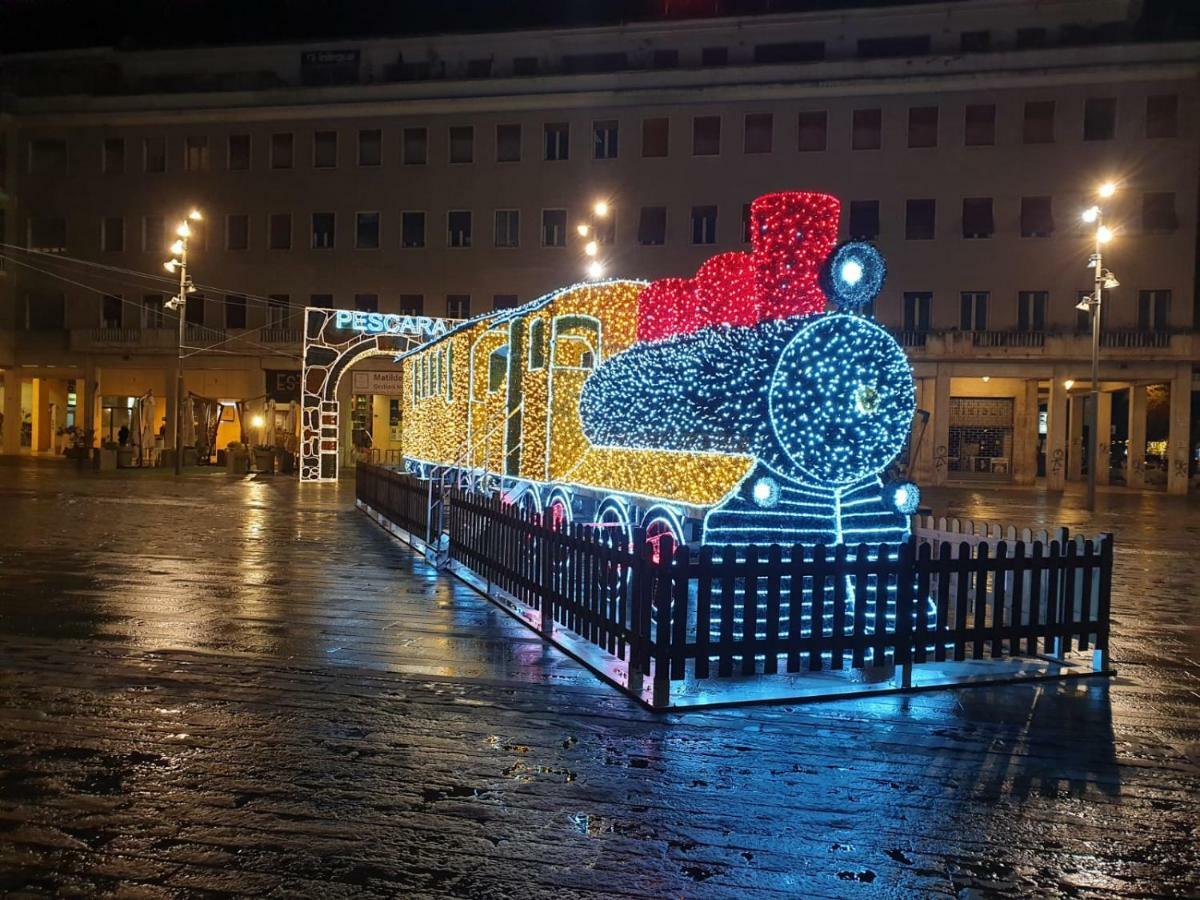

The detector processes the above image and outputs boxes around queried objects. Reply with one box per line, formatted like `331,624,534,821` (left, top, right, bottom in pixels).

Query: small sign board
265,368,301,402
352,370,405,395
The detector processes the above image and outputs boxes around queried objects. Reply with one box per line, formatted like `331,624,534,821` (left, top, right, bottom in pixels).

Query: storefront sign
352,371,406,395
265,369,301,402
334,310,448,337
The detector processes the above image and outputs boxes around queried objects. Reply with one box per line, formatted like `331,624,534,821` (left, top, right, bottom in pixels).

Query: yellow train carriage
397,280,754,537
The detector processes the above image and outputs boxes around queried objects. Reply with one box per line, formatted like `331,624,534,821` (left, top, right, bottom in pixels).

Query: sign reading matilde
334,309,449,337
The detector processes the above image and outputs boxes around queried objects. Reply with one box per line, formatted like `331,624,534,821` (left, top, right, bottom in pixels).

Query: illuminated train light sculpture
398,191,918,561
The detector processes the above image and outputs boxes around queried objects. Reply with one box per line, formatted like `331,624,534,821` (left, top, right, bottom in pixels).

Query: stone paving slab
0,459,1198,897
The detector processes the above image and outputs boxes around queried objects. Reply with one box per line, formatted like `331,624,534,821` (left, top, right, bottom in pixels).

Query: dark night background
0,0,1196,53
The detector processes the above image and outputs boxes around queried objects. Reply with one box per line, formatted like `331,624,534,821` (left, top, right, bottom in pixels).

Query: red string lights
634,191,842,342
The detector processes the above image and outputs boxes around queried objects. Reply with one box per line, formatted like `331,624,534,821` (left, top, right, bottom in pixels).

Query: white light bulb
593,201,609,217
587,261,603,279
841,259,864,285
1098,182,1116,199
576,224,590,236
585,240,598,257
1081,206,1099,224
1096,225,1114,244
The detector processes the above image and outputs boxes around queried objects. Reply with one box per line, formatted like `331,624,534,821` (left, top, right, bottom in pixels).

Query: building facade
0,0,1197,491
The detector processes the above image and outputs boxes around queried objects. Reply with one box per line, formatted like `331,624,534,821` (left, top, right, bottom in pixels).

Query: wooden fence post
1093,534,1113,672
538,510,554,639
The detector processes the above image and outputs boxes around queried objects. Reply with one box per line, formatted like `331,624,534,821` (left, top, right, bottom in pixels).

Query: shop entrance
947,397,1014,481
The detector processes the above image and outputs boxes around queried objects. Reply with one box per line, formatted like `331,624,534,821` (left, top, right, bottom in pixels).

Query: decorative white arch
300,307,460,482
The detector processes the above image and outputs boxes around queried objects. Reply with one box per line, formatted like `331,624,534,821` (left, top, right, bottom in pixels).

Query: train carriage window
488,346,509,392
550,314,602,369
446,344,454,402
528,319,546,369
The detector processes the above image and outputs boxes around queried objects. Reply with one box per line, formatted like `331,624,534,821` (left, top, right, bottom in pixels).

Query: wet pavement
0,458,1197,897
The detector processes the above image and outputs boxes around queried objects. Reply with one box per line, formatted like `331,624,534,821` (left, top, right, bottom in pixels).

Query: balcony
894,328,1194,361
971,330,1045,348
184,324,227,346
70,327,177,352
260,326,302,344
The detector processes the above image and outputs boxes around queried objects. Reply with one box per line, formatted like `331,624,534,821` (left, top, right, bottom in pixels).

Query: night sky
0,0,1195,54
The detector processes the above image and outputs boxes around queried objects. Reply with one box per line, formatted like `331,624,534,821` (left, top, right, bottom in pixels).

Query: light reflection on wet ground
0,460,1197,897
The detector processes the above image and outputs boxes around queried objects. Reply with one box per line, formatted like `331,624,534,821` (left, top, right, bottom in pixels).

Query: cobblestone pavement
0,459,1197,898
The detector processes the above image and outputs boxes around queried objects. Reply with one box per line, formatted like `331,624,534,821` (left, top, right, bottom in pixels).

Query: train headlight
751,476,780,508
887,480,921,515
822,241,886,311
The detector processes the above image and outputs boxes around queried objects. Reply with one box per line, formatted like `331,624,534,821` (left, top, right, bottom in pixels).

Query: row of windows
893,289,1172,334
76,287,1176,335
23,92,1182,176
29,190,1181,255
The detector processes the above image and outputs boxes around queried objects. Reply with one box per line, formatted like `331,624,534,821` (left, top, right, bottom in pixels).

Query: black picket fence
357,465,1114,705
356,463,435,542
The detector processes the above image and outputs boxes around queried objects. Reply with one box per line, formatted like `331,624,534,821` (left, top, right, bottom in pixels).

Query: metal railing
261,326,302,344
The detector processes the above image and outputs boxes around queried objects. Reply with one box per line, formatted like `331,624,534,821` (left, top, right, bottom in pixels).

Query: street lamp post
577,200,610,280
163,209,202,476
1078,183,1118,512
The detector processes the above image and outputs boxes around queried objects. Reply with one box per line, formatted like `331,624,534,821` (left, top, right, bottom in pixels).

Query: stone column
1014,379,1039,486
910,377,934,482
1,373,23,455
31,378,52,452
1095,391,1112,486
83,360,98,450
1167,364,1193,496
1068,394,1085,481
1046,368,1068,491
1127,385,1147,489
930,366,951,485
164,357,179,454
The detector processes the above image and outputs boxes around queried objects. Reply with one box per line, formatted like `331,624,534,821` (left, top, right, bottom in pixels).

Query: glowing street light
585,240,598,257
1079,183,1119,511
1097,181,1117,199
1096,225,1114,244
593,200,609,217
576,224,590,236
164,210,202,475
587,260,604,280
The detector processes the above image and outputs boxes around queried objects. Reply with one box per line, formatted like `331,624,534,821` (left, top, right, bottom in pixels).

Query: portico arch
301,307,459,481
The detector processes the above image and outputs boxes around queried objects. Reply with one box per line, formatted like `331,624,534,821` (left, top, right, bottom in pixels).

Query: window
493,294,519,309
544,123,569,161
402,211,426,248
798,111,827,151
311,212,335,249
185,294,205,326
563,52,627,74
1017,291,1047,332
905,199,935,240
1083,98,1116,141
271,133,294,169
142,216,164,253
102,138,124,174
226,214,249,250
902,292,932,332
701,47,728,66
448,210,472,247
961,198,993,238
355,212,380,249
593,120,619,159
184,136,209,172
101,294,123,329
101,217,124,252
744,113,772,153
852,109,882,150
447,294,470,318
642,118,669,157
313,130,337,167
908,106,938,148
354,293,379,313
848,200,880,240
541,209,567,247
224,294,247,329
29,138,67,175
268,213,291,250
143,294,165,329
594,214,615,245
29,216,66,253
960,30,990,52
1022,101,1055,143
144,137,166,173
692,116,721,155
513,56,538,76
494,209,520,248
358,129,381,166
1016,27,1047,49
403,128,427,164
652,49,679,69
960,291,989,331
1138,290,1170,331
638,206,667,245
310,293,333,309
964,104,995,146
741,203,752,243
754,41,824,63
691,205,717,244
857,35,930,58
398,294,424,314
1146,95,1178,139
449,126,474,163
24,292,66,331
1142,193,1178,232
228,134,251,170
267,294,290,327
496,124,521,162
1020,196,1054,237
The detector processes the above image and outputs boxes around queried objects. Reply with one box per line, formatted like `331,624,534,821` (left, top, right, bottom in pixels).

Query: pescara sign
334,310,449,337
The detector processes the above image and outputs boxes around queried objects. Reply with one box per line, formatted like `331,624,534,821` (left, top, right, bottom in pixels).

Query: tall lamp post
163,209,202,475
577,200,610,280
1076,183,1119,512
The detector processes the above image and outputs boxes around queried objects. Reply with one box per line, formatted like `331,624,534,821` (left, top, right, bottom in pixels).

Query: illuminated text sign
334,310,449,337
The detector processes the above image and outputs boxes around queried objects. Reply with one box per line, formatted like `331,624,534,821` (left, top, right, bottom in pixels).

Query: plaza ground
0,458,1197,897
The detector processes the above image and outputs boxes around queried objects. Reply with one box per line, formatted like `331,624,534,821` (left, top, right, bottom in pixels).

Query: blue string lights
822,241,886,311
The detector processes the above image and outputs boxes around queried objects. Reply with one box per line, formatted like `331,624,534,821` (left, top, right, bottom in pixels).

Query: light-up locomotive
397,191,918,552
